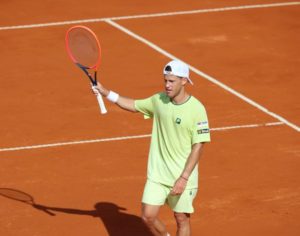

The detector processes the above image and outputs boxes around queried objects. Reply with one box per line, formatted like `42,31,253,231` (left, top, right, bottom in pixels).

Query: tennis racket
65,25,107,114
0,188,55,216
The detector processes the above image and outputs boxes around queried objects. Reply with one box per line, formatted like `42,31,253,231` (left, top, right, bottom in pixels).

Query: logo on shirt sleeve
197,121,209,134
197,129,209,134
197,121,208,128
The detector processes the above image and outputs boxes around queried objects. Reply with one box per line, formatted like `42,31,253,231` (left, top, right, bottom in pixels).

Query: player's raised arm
92,82,137,112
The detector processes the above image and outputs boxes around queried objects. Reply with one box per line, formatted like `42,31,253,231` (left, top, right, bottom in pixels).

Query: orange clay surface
0,1,299,236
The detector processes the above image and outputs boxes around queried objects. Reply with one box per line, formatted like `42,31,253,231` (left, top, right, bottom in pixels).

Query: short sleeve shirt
135,92,210,189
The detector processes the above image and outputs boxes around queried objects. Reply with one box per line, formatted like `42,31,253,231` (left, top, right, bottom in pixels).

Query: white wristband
106,91,119,103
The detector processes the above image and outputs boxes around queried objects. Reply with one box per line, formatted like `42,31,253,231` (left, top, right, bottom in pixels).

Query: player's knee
174,212,190,228
141,213,156,226
141,208,158,227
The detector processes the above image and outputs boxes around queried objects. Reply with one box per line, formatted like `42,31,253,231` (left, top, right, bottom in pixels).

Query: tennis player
93,60,211,236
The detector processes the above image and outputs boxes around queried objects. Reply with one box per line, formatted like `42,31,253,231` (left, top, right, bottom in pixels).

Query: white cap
163,60,193,85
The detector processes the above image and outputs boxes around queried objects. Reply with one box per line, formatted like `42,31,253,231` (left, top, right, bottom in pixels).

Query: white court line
105,19,300,132
0,2,299,30
0,122,284,152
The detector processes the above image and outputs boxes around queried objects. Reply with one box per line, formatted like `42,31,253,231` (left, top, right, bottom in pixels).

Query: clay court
0,0,299,235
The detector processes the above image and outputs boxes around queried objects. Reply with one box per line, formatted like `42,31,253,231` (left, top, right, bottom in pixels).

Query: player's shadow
34,202,153,235
0,188,153,236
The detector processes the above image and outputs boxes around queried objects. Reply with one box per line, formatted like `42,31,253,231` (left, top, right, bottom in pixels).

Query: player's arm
93,82,137,112
171,142,204,195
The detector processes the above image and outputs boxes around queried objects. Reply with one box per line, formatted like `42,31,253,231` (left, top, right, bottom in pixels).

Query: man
93,60,211,236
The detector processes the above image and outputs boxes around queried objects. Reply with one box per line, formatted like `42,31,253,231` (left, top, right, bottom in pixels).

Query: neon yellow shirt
135,92,210,189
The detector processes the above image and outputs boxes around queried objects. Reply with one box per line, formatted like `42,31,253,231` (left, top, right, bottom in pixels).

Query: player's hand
91,82,105,96
170,177,187,195
91,85,99,95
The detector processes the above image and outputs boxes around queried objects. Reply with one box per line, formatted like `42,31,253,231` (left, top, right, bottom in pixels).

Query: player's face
164,74,187,99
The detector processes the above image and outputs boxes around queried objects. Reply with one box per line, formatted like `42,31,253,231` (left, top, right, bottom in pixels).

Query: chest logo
175,118,181,124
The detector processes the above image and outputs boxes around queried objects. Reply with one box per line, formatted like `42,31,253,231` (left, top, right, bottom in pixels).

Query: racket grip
96,93,107,114
92,85,107,114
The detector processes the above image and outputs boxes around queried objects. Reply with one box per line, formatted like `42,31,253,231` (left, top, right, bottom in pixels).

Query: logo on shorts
175,118,181,124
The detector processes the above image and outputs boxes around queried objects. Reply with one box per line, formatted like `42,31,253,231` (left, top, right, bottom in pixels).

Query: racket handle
96,93,107,114
92,85,107,114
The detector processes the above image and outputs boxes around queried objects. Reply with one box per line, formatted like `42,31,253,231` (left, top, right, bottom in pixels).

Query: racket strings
67,27,101,69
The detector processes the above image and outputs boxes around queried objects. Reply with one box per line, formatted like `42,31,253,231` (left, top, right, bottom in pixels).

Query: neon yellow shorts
142,179,198,213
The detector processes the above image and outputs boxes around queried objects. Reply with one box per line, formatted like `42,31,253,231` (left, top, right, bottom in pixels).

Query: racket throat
76,63,97,85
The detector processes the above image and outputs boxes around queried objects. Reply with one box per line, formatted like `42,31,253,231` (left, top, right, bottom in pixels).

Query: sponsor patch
197,128,210,134
197,121,208,128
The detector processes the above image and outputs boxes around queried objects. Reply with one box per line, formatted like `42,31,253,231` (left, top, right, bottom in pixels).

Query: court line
0,2,299,30
0,122,284,152
105,19,300,133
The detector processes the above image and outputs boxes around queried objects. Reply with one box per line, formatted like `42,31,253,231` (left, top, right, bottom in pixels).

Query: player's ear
181,77,188,85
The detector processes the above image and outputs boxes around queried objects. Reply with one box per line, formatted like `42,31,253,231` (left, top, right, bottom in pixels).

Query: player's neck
172,91,190,105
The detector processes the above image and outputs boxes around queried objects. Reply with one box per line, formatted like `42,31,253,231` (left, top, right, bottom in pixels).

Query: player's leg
141,180,170,236
167,188,198,236
173,212,190,236
141,203,168,236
